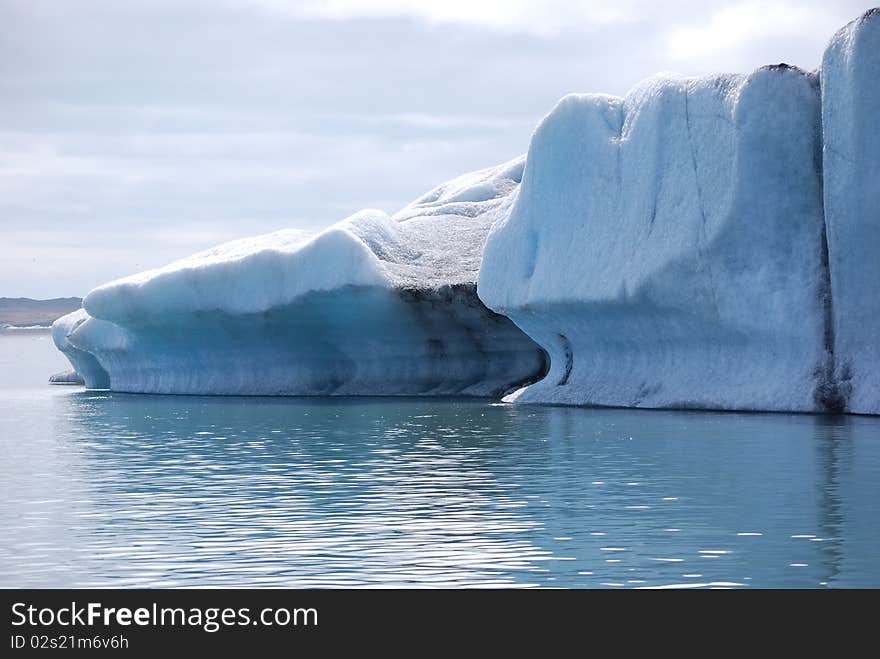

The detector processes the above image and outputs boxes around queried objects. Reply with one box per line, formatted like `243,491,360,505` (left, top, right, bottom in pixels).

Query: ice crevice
683,82,721,322
814,121,843,414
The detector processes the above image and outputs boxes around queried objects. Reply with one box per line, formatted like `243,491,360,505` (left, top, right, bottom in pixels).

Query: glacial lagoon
1,331,878,588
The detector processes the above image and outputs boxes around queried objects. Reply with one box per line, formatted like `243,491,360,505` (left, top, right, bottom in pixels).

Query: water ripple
1,336,880,588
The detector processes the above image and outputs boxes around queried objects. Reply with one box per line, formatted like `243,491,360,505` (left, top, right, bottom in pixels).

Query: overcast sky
1,0,871,298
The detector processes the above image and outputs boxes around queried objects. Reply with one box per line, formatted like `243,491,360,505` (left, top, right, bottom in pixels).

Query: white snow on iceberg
54,158,548,396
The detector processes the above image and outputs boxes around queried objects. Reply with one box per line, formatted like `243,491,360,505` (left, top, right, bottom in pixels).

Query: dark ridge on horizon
0,297,82,327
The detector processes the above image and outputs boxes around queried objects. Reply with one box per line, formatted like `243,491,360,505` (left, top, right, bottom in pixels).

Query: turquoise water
1,331,878,588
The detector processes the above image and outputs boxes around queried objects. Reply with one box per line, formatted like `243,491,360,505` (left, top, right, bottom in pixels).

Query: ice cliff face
54,10,879,414
479,9,879,415
479,67,830,412
52,309,110,390
54,158,548,396
821,9,880,415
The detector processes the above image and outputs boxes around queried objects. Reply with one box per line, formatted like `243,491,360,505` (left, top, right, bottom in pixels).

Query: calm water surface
1,331,878,588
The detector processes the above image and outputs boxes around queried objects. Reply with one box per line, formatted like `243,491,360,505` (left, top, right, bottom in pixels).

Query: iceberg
53,10,878,414
48,369,85,385
479,66,832,412
478,9,879,415
53,158,548,396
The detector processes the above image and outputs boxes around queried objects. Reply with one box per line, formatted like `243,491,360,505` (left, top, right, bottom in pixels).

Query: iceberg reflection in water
1,340,878,588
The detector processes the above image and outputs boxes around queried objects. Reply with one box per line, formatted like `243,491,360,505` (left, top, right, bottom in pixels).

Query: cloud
665,1,855,62
244,0,637,35
0,0,871,297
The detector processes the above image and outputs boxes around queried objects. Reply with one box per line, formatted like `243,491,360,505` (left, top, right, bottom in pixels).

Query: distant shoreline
0,297,82,328
0,324,52,332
